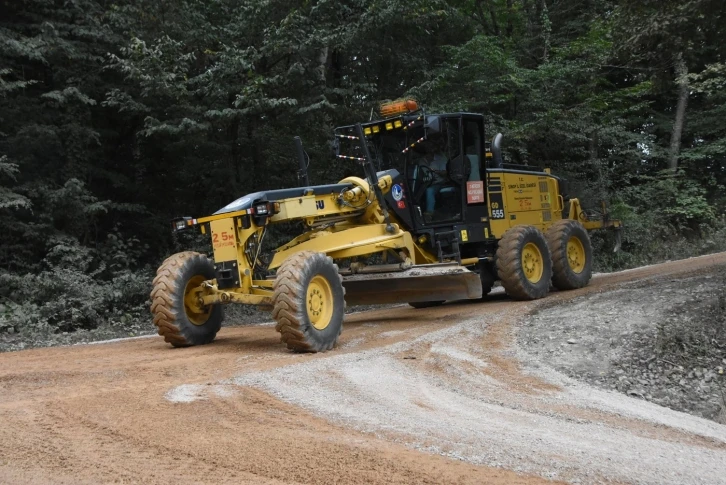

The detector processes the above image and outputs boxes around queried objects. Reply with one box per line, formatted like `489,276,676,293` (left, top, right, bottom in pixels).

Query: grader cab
151,100,621,352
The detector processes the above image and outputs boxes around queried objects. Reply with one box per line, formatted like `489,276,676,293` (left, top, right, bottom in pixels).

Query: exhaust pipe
491,133,504,168
294,136,310,186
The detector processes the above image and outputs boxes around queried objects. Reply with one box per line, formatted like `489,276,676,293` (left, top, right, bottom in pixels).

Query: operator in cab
417,137,448,221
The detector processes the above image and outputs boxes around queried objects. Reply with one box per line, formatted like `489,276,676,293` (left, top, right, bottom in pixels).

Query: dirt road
2,254,726,484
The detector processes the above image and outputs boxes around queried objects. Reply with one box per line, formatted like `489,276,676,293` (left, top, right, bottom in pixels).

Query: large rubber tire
150,251,223,347
545,220,593,290
272,251,346,352
496,225,552,300
408,301,445,309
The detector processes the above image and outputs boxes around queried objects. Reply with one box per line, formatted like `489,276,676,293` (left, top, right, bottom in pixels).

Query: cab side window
445,119,461,162
463,120,482,181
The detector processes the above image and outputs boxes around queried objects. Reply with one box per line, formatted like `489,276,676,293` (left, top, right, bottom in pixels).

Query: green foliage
621,173,716,231
0,0,724,337
0,233,151,334
0,155,30,210
592,174,726,270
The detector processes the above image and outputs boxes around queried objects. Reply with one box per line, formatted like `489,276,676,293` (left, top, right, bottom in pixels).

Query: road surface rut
1,253,726,484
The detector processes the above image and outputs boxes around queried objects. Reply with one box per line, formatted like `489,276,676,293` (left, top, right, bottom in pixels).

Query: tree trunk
474,0,492,34
230,117,241,184
506,0,514,37
485,0,501,37
590,129,606,200
316,47,328,84
669,53,689,171
329,50,342,89
539,0,551,63
228,92,241,184
246,119,258,188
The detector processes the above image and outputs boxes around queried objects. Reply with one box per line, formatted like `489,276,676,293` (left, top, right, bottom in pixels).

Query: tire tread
495,225,552,300
149,251,222,347
545,219,593,290
272,251,345,352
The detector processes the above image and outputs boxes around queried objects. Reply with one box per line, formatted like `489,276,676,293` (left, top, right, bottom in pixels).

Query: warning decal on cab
466,181,485,204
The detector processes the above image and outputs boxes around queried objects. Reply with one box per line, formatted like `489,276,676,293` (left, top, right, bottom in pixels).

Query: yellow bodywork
194,174,439,306
486,170,620,239
269,223,425,268
486,171,562,238
189,169,619,307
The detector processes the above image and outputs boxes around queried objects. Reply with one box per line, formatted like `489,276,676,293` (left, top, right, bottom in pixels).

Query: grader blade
342,265,483,305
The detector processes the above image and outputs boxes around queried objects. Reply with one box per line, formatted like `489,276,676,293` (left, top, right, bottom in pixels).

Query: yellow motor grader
150,100,621,351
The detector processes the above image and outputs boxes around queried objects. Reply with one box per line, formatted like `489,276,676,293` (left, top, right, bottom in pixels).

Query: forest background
0,0,724,335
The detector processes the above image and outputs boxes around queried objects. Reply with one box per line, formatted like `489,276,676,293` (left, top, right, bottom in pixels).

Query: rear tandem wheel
545,219,593,290
496,225,553,300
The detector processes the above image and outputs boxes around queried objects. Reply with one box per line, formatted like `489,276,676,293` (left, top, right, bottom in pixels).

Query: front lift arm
173,174,421,307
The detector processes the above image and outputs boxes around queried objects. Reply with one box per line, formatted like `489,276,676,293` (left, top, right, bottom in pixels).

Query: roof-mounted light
379,99,418,118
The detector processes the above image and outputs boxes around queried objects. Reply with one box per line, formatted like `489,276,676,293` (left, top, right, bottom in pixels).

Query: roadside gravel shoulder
518,269,726,423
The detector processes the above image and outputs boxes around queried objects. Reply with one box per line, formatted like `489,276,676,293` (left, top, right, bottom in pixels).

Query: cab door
462,116,488,223
418,116,465,226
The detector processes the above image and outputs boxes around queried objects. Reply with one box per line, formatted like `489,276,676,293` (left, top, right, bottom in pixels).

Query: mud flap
342,266,483,306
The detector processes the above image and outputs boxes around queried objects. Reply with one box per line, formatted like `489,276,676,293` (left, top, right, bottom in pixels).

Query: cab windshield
369,122,463,224
334,115,483,225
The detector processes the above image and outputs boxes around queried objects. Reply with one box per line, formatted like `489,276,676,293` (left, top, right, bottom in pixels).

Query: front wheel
545,220,593,290
496,226,552,300
150,251,223,347
272,251,346,352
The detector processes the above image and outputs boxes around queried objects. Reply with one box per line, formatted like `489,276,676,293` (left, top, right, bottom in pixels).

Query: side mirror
424,115,440,134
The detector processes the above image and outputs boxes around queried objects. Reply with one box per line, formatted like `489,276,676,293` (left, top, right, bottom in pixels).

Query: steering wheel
418,165,436,186
407,163,437,203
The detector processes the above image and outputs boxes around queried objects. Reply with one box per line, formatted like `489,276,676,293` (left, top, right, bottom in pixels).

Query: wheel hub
566,236,586,273
307,275,333,330
521,242,544,283
183,275,212,326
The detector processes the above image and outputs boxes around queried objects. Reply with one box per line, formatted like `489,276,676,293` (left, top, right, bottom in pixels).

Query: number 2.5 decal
213,231,233,242
213,231,235,247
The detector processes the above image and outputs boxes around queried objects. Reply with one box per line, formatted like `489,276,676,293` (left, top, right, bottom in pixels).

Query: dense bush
0,235,150,335
0,0,724,337
592,173,726,271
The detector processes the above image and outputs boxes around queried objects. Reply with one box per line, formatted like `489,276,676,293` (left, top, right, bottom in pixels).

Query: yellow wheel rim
184,275,211,326
566,236,586,274
307,275,334,330
521,242,544,283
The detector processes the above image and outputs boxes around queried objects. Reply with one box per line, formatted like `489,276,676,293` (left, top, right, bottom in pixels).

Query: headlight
255,204,269,215
171,216,193,232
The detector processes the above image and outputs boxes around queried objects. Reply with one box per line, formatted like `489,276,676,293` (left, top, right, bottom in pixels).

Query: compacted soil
1,253,726,484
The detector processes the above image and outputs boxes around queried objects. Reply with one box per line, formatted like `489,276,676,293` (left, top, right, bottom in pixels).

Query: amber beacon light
379,99,418,118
